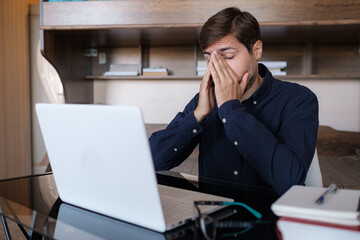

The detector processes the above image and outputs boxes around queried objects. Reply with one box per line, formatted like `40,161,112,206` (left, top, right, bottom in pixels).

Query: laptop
36,103,232,232
54,203,195,240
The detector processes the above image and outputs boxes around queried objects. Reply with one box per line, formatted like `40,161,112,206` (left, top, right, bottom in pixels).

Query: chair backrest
305,148,323,187
36,40,65,104
36,40,65,172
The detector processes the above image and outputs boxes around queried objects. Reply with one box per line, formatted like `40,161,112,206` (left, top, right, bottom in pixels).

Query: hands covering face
194,51,249,123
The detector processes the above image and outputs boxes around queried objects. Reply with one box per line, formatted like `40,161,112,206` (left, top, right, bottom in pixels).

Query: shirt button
253,100,257,105
174,148,178,152
192,129,197,134
234,141,238,146
234,170,239,175
222,118,226,123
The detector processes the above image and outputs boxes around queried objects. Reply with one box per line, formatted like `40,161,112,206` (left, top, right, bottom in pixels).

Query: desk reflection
0,172,279,239
54,203,194,240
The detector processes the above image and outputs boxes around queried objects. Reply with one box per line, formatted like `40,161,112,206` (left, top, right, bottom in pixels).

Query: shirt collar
243,63,274,104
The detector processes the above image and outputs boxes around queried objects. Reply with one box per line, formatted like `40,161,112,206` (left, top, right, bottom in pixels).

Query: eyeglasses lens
200,214,216,240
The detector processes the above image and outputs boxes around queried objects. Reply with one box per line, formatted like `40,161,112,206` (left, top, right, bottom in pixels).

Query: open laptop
36,103,232,232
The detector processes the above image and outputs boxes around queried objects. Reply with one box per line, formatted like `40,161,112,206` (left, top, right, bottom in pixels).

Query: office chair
36,40,65,172
33,40,62,215
36,41,65,105
304,148,323,187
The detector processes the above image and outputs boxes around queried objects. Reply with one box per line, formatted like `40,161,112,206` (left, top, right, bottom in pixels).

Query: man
149,7,319,195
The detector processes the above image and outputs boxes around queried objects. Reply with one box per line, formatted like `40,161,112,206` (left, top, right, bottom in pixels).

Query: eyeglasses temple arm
222,201,262,219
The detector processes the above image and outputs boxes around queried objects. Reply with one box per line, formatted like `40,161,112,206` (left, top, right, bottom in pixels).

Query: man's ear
252,40,263,60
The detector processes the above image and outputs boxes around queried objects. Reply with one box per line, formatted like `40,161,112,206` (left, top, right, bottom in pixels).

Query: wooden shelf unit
40,0,360,103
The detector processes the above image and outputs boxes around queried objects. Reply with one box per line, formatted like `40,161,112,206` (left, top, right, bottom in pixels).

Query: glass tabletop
0,172,280,239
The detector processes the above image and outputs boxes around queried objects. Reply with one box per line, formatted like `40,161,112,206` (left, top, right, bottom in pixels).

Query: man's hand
194,61,216,123
210,51,249,107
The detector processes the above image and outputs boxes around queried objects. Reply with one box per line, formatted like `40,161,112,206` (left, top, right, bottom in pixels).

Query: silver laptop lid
36,103,166,232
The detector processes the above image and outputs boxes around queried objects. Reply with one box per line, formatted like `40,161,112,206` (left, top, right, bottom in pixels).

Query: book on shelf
103,72,139,77
260,61,287,69
196,60,207,76
196,66,206,76
260,61,287,76
142,67,168,76
142,72,168,76
276,217,360,240
271,72,287,76
103,63,139,77
197,60,207,67
271,185,360,226
268,68,287,76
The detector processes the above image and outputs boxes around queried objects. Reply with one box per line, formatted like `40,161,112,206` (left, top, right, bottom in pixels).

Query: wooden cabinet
40,0,360,103
0,0,32,179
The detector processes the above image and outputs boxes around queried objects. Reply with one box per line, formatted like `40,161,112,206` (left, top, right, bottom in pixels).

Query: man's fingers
203,62,211,82
216,53,236,82
225,60,238,81
200,61,211,89
211,52,227,83
204,61,211,78
214,53,231,81
240,72,249,92
210,59,221,87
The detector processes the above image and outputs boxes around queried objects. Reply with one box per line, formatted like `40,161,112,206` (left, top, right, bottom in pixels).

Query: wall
290,79,360,132
94,79,360,132
0,0,32,179
94,80,200,124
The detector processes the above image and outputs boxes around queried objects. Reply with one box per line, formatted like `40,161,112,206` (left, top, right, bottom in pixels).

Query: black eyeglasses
194,201,262,240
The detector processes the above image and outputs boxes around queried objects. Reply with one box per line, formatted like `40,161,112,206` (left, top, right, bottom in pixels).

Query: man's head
199,7,263,92
199,7,261,54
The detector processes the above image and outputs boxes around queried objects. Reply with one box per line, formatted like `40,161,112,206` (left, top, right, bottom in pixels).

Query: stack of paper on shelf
196,60,207,76
142,67,168,76
271,185,360,240
260,61,287,76
103,64,139,77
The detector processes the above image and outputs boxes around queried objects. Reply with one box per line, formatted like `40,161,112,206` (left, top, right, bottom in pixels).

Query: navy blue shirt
150,64,319,195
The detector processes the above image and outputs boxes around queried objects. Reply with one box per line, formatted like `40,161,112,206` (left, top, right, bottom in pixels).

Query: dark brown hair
199,7,261,53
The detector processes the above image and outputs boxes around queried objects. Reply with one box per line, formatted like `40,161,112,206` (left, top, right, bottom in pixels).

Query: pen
315,183,337,205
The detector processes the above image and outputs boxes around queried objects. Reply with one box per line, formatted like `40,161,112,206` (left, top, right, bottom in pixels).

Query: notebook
271,185,360,226
35,103,232,232
276,217,360,240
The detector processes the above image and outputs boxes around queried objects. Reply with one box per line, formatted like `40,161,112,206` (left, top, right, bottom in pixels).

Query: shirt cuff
179,110,203,135
217,99,244,123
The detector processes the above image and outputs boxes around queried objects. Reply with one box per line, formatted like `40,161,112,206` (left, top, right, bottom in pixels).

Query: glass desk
0,171,280,239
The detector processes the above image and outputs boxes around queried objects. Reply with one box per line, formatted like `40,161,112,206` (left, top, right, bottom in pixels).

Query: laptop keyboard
161,197,195,219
